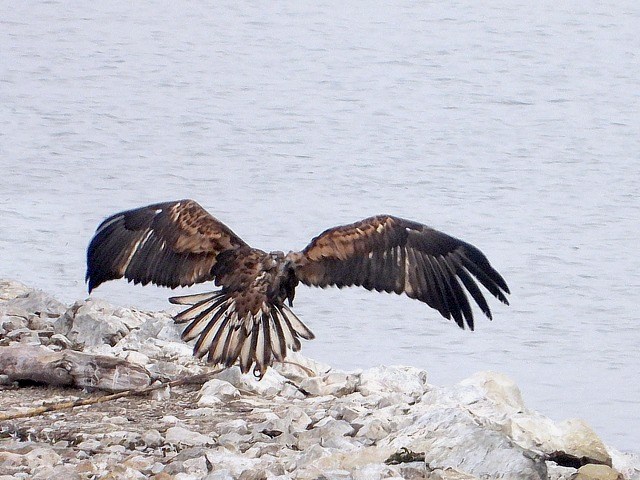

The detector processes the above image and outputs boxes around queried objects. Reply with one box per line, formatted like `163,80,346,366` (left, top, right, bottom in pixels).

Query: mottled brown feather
86,200,247,291
289,215,510,330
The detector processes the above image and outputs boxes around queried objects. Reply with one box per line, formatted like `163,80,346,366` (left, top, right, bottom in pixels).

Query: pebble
198,379,241,406
165,426,215,447
142,429,164,448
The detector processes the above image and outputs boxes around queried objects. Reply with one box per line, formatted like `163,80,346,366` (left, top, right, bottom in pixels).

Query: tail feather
268,309,287,361
174,294,228,324
169,290,225,305
171,290,314,378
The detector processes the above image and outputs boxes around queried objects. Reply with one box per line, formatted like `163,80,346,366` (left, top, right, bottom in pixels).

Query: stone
558,419,612,467
352,463,401,480
47,465,84,480
384,406,548,480
76,438,102,452
216,419,249,436
213,366,286,397
299,372,359,397
574,463,622,480
273,350,331,381
198,378,241,406
124,350,150,366
0,280,66,316
204,450,262,477
358,365,428,399
54,300,130,347
0,315,29,332
142,429,164,448
355,417,390,442
24,446,61,469
165,426,215,447
48,333,74,348
124,455,155,473
0,451,26,468
203,471,235,480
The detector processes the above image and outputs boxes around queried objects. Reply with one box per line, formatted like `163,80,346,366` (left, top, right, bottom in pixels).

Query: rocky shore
1,280,638,480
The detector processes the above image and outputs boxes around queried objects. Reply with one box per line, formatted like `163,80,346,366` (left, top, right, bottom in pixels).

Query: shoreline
1,280,638,480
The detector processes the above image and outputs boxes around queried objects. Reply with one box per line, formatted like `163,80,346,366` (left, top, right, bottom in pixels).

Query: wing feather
86,199,248,292
289,215,510,329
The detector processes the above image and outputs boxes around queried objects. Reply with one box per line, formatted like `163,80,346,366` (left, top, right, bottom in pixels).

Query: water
2,1,639,452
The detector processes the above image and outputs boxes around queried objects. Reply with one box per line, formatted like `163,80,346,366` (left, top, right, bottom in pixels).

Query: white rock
610,448,640,480
358,365,428,399
273,350,331,380
0,315,29,332
0,451,24,467
160,415,182,424
142,429,164,448
24,447,60,469
0,280,66,316
384,406,547,479
182,456,208,475
279,381,307,399
298,445,395,473
546,462,581,480
204,450,262,477
329,403,367,423
123,454,155,473
315,417,354,442
198,379,241,407
54,300,129,347
458,371,526,412
355,417,389,442
175,473,204,480
213,366,286,397
215,419,249,435
0,280,33,301
32,465,82,480
352,463,400,480
152,338,196,359
165,426,214,446
203,470,234,480
299,372,359,397
322,436,358,450
556,419,612,466
123,350,150,365
377,392,415,408
511,414,611,465
76,439,102,452
283,406,313,431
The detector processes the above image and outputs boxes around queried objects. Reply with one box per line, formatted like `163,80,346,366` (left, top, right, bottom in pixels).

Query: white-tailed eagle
86,200,510,378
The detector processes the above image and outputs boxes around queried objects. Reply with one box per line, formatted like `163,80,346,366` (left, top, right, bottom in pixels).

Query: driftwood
0,369,223,421
0,344,151,392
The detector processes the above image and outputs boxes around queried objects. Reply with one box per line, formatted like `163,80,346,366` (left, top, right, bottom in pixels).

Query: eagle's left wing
86,199,248,292
288,215,510,330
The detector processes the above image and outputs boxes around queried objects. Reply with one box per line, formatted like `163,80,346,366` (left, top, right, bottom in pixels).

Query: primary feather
86,200,510,378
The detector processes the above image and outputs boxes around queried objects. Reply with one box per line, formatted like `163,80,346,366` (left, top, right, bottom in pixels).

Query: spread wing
86,200,248,292
289,215,510,330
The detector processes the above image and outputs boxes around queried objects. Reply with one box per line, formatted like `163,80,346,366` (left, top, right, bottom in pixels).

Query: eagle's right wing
86,199,248,291
289,215,510,330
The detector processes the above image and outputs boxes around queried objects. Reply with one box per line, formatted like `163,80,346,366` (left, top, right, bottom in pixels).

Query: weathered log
0,369,223,421
0,344,151,392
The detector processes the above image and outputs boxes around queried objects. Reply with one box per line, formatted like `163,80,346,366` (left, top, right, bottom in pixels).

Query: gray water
2,1,639,452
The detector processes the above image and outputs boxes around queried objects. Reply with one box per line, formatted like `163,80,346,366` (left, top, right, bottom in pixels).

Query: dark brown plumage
86,199,510,378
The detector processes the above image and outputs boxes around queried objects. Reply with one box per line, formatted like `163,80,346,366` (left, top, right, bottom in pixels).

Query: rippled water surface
2,1,639,451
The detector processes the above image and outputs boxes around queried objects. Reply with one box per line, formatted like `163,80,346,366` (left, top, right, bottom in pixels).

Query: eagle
86,200,510,378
